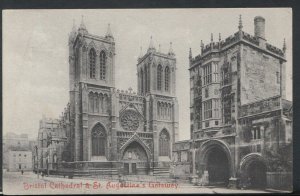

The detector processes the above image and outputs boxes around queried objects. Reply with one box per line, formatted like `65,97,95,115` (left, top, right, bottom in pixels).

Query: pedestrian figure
21,170,24,175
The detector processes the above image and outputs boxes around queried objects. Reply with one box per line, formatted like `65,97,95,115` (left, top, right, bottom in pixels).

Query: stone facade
7,151,32,172
173,15,292,190
3,132,34,171
35,19,178,176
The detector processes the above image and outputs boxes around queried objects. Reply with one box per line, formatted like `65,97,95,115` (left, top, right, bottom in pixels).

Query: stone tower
68,18,116,161
137,38,179,162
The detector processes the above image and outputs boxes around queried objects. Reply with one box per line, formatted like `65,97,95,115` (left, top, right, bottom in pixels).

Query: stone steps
153,167,170,176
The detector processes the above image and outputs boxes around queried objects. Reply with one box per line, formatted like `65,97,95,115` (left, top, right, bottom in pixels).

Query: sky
3,8,292,140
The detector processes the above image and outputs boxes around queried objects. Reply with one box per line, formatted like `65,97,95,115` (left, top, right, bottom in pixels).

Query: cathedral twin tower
67,18,178,174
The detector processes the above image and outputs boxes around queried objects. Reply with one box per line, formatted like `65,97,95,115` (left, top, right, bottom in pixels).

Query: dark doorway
248,161,267,189
124,163,129,175
132,163,137,174
206,147,230,186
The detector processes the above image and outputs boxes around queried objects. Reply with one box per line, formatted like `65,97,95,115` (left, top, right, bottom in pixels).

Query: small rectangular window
276,71,280,84
205,121,209,127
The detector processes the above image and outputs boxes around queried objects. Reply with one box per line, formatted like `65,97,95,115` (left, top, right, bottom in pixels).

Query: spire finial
201,40,204,49
238,14,243,30
211,33,213,42
78,15,88,33
189,48,192,59
168,42,175,56
158,44,161,53
283,38,287,53
80,15,85,27
105,23,113,39
219,33,221,42
148,36,156,53
71,19,76,32
139,46,143,59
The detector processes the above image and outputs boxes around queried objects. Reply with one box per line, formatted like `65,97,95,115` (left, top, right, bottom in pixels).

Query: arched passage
122,141,149,175
240,153,268,189
206,147,230,185
197,140,232,186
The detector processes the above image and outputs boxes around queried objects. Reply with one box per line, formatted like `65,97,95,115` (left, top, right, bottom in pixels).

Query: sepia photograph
2,8,292,194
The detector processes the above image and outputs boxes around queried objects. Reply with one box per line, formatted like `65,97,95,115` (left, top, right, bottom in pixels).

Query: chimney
254,16,266,40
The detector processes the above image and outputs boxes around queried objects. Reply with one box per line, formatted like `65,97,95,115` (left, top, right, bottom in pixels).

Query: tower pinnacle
72,19,76,32
211,33,213,42
147,36,156,53
78,15,88,34
105,23,114,40
189,48,192,60
200,40,204,53
168,42,175,56
219,33,221,42
283,38,287,54
138,46,143,59
238,14,243,31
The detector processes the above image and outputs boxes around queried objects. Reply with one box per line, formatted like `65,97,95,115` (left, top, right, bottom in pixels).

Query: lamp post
35,146,39,179
47,155,50,176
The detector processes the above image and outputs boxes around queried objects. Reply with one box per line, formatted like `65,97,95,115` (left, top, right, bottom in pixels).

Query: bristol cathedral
35,15,292,190
36,18,178,176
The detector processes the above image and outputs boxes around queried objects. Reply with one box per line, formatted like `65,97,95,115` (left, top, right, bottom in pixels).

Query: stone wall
240,45,281,105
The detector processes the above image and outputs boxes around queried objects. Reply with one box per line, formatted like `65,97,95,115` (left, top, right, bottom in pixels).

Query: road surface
3,171,273,195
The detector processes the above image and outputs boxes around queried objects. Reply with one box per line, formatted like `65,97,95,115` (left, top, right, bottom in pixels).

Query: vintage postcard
2,8,292,194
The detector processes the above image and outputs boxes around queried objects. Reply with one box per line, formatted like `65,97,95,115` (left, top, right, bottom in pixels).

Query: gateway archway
206,147,230,185
197,140,232,186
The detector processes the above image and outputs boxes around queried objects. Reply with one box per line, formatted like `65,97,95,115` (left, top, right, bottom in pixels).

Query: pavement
2,171,281,195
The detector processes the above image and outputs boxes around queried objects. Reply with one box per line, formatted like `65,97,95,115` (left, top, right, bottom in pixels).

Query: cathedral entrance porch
121,141,150,175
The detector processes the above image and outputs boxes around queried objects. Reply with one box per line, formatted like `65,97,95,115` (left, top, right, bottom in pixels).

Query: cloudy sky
3,8,292,140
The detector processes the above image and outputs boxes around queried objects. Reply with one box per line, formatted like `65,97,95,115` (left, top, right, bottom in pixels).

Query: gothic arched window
95,94,99,113
100,51,106,80
159,129,170,156
141,69,144,94
165,66,170,91
91,124,106,156
145,66,148,93
157,65,162,91
89,92,94,113
89,49,96,79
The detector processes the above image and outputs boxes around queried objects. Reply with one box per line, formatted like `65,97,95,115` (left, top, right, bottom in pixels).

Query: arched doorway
197,140,232,187
240,153,268,189
205,146,230,186
122,141,149,175
247,160,267,189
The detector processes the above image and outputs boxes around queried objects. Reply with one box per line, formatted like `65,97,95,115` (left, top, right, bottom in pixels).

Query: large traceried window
91,124,106,156
203,63,212,85
157,65,162,90
165,66,170,91
89,49,96,79
159,129,170,156
100,51,106,80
